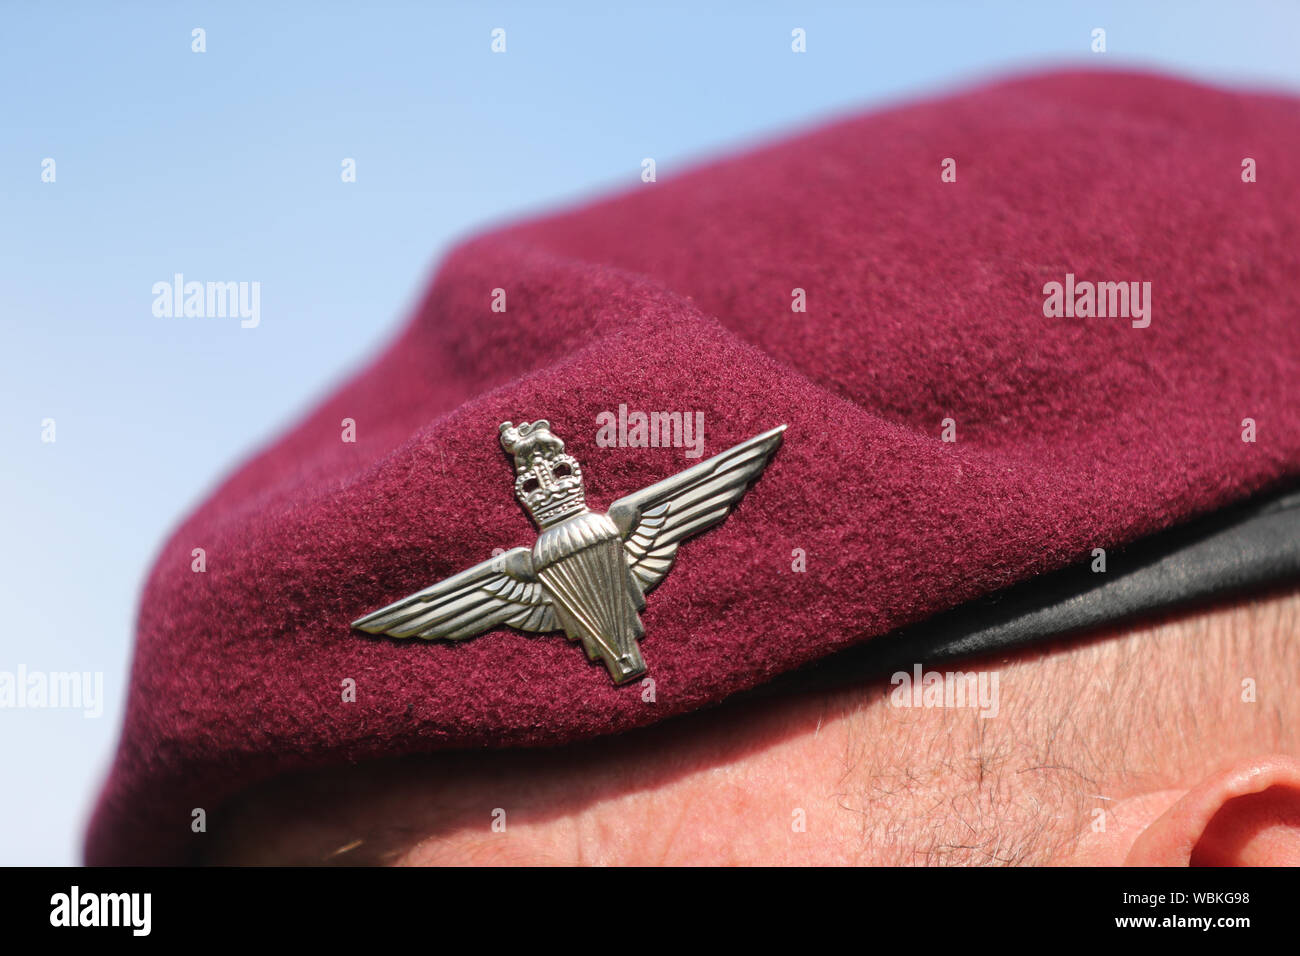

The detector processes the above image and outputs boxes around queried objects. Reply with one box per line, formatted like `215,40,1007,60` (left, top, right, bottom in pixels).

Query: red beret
86,69,1300,864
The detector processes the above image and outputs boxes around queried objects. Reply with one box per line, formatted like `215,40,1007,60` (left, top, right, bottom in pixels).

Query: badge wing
606,425,786,595
352,546,557,639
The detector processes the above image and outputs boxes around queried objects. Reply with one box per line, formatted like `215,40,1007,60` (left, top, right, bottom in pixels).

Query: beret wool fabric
86,69,1300,865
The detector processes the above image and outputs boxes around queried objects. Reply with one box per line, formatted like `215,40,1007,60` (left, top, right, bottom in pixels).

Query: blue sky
2,1,1298,865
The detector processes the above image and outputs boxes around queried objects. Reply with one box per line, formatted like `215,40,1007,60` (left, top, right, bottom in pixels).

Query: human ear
1125,755,1300,866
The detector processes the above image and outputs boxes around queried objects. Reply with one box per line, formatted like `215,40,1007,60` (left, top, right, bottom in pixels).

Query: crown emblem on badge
353,421,786,684
499,420,589,527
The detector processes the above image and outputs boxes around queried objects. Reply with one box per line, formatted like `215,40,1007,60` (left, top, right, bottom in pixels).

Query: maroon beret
87,69,1300,864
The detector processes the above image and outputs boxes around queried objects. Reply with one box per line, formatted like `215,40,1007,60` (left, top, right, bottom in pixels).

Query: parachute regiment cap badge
352,421,786,684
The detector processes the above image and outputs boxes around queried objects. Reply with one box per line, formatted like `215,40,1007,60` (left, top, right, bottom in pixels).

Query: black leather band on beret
757,485,1300,698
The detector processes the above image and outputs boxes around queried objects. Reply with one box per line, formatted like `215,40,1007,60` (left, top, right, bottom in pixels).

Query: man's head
84,71,1300,867
200,587,1300,865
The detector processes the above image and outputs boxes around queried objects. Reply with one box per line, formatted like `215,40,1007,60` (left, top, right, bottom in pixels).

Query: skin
203,588,1300,866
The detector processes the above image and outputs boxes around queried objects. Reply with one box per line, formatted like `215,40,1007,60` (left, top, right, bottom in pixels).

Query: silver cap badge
352,421,786,684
